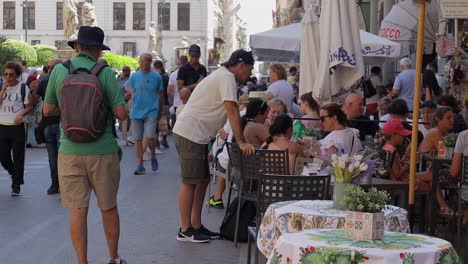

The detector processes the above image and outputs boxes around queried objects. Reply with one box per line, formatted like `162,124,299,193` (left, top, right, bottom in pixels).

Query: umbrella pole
408,0,426,233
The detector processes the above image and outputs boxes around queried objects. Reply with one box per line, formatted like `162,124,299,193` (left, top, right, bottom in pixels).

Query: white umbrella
379,0,440,55
250,24,401,64
312,0,364,102
299,9,320,97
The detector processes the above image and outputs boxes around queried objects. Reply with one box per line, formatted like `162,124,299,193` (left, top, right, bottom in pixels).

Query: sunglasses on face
320,115,331,122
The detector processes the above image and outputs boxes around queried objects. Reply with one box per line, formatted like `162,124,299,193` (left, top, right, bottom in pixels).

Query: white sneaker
155,148,163,155
119,140,128,146
143,150,151,161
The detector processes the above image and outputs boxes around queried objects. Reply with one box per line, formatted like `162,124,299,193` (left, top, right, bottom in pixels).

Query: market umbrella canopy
312,0,364,102
250,24,401,65
299,9,320,96
379,0,440,55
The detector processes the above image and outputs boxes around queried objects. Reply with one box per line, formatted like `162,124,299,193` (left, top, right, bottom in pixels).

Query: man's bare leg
70,208,89,264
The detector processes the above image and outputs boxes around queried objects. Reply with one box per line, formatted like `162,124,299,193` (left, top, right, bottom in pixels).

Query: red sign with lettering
379,27,401,39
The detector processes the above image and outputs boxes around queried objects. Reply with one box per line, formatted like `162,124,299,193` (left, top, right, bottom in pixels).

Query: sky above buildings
239,0,276,36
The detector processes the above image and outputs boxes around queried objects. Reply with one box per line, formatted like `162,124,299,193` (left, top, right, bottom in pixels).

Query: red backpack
60,60,108,143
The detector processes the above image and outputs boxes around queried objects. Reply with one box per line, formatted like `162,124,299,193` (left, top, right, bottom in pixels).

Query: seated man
344,92,378,139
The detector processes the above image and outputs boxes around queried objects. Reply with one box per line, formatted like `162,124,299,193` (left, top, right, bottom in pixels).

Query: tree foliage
0,36,18,73
32,44,57,66
102,53,139,71
4,39,37,65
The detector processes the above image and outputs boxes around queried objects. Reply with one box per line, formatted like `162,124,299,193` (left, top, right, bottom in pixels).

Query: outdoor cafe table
266,229,461,264
421,154,452,235
257,200,410,257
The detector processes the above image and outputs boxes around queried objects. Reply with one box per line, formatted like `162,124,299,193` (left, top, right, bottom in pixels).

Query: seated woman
242,98,270,148
263,114,306,174
299,92,320,129
450,129,468,225
416,106,455,215
318,103,362,158
265,98,288,127
418,101,436,137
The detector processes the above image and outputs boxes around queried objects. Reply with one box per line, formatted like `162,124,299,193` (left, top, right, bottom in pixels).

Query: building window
133,2,145,30
3,2,15,29
31,40,40,45
158,2,170,31
178,3,190,31
113,2,126,30
23,2,35,30
56,2,63,30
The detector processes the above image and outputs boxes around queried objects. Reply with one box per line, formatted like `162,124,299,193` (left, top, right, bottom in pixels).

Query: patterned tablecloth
267,229,461,264
258,200,410,257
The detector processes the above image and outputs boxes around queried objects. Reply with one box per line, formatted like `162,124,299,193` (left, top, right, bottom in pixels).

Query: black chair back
258,174,331,215
256,149,289,176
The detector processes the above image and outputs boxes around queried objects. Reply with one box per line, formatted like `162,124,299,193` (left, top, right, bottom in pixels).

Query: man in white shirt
168,55,188,128
173,49,255,243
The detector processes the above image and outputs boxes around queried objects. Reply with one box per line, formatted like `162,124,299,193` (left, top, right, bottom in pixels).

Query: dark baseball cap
222,49,255,67
188,44,201,57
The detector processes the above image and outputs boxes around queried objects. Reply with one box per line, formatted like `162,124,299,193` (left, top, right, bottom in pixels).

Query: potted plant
331,154,368,209
342,185,390,240
442,133,458,158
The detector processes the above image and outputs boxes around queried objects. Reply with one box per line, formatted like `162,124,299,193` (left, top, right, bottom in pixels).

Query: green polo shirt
44,52,125,155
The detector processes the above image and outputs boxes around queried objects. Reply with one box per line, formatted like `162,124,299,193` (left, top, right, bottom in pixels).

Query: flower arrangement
342,185,390,213
442,133,458,148
331,154,369,183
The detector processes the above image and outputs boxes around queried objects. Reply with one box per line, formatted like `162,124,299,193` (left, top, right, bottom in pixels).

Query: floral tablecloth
267,229,461,264
258,200,410,257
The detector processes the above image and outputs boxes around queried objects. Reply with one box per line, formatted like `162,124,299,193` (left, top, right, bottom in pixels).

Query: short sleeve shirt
0,82,29,125
44,52,125,155
267,80,295,113
173,66,238,144
394,69,416,111
128,70,163,119
177,63,207,87
169,70,182,107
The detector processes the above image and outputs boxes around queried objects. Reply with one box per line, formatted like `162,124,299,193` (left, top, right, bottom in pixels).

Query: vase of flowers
443,133,458,158
331,154,368,209
343,185,390,240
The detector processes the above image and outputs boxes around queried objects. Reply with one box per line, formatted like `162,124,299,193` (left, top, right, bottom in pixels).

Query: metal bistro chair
247,173,331,264
293,156,315,175
457,156,468,246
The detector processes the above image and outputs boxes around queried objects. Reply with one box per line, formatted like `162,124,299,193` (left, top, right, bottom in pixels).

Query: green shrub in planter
32,44,57,66
4,39,37,65
0,36,18,72
103,53,138,71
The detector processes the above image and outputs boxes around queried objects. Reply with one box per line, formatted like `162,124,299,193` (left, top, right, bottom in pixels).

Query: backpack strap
62,60,74,74
20,83,26,108
90,63,107,77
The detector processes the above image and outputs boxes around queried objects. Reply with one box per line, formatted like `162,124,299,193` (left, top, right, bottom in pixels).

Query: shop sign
441,0,468,18
379,27,401,39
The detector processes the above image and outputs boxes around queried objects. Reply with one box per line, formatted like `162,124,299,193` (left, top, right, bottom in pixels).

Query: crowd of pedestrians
3,25,468,263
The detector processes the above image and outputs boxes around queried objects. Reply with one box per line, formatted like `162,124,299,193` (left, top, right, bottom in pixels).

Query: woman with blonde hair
267,64,295,113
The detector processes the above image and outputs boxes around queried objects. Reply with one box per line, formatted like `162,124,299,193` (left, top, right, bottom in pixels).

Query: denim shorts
131,117,157,141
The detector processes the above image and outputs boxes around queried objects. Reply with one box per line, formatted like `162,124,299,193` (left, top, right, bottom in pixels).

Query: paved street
0,136,249,264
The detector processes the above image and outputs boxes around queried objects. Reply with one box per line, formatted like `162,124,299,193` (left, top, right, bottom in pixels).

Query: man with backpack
43,26,128,264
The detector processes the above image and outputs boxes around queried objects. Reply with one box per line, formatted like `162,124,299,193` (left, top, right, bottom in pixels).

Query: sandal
439,207,454,216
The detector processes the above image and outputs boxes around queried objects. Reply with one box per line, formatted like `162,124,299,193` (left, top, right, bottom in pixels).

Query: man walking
173,49,255,242
127,53,164,174
177,44,207,92
35,58,63,194
43,26,128,264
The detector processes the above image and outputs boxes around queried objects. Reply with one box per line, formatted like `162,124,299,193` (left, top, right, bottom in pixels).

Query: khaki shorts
58,153,120,210
174,133,210,184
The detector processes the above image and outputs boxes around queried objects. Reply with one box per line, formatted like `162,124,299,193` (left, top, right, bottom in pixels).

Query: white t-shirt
0,82,30,125
173,66,238,144
267,79,295,113
218,108,247,170
169,69,183,107
20,72,29,84
320,128,362,156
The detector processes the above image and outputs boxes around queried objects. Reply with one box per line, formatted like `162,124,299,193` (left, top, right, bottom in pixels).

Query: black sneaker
196,225,221,239
47,184,60,195
161,138,169,148
11,184,20,196
177,227,210,243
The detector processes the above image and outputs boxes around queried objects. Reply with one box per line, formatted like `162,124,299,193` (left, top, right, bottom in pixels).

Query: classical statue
63,0,79,39
148,22,158,54
82,0,97,27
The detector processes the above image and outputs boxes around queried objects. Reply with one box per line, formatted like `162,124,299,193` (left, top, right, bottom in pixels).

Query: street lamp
22,0,29,43
158,0,166,62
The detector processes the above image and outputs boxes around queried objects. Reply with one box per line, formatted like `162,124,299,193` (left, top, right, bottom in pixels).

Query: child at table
382,119,411,182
